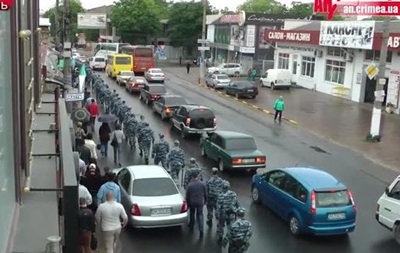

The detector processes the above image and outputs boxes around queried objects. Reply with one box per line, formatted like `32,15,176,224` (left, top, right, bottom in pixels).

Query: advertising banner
77,13,107,29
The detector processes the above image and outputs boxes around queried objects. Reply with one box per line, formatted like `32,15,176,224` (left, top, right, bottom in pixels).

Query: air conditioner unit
344,54,353,62
314,50,323,57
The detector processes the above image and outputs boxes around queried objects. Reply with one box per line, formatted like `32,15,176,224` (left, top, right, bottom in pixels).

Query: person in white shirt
84,133,98,160
79,184,93,205
95,191,128,253
110,124,124,166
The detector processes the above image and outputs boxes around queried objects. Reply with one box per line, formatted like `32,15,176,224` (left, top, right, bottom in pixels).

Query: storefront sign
219,11,246,26
319,21,375,49
240,47,255,54
277,44,315,52
387,70,400,107
263,29,320,45
372,33,400,51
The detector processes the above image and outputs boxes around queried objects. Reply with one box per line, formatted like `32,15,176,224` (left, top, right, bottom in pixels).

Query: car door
257,172,277,210
172,107,187,127
220,64,228,74
261,71,268,86
211,74,217,86
265,170,288,217
154,97,164,113
277,175,301,219
379,179,400,228
116,169,129,204
141,84,149,98
208,134,223,161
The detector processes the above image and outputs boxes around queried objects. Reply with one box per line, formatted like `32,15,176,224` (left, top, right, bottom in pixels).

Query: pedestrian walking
152,133,170,168
78,144,92,166
110,124,124,166
273,96,285,122
83,164,104,213
84,133,98,161
88,99,100,132
186,62,191,74
97,172,121,204
75,122,87,149
135,115,147,156
99,122,111,157
102,167,117,184
222,207,252,253
183,158,203,189
79,181,93,206
137,122,155,164
185,172,207,238
95,191,128,253
78,197,96,253
166,140,185,184
206,167,224,226
216,180,240,243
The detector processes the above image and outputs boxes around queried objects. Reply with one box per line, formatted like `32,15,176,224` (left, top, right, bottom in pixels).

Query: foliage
287,2,312,17
237,0,287,14
109,0,161,44
210,6,235,14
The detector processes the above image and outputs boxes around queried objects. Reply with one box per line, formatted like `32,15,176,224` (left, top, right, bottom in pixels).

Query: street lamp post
198,0,207,84
62,0,72,86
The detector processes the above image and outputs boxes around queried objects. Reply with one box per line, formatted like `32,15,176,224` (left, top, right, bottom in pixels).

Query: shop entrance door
364,76,388,105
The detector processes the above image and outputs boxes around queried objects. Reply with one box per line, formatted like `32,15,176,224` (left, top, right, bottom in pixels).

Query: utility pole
368,18,390,141
63,0,72,86
198,0,207,84
54,0,60,48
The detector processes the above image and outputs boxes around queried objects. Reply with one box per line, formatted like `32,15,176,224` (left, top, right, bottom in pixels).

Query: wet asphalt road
94,70,399,253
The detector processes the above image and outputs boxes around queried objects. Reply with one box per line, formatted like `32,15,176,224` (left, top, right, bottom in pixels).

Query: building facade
264,20,400,114
1,0,41,252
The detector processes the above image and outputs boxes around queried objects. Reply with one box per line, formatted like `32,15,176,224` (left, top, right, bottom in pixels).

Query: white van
376,176,400,244
259,69,292,90
89,56,106,71
207,63,243,76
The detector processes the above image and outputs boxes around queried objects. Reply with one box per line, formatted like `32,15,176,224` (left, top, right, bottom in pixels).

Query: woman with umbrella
98,122,111,157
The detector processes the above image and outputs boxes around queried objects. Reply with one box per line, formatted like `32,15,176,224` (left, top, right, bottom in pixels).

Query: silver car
208,74,231,89
115,165,188,228
145,68,165,83
116,71,135,86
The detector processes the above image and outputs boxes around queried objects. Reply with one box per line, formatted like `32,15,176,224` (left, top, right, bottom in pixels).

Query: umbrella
71,108,90,123
98,114,118,123
78,64,87,92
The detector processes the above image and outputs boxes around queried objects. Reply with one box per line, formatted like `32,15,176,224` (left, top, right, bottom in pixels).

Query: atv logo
0,0,14,10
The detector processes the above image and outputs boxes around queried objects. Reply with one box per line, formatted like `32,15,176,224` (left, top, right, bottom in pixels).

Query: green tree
237,0,287,14
109,0,161,44
287,1,312,16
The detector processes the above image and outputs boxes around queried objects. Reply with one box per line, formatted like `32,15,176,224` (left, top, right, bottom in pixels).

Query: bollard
46,235,61,253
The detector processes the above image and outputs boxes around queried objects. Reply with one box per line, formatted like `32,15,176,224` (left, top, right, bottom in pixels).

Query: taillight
186,118,191,125
232,158,242,164
256,157,266,163
131,204,141,216
131,82,137,87
165,107,171,113
376,204,380,212
310,190,316,215
151,94,157,99
180,201,188,213
347,190,356,212
213,117,216,126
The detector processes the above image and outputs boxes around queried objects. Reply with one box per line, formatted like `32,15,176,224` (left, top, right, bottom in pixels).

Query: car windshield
121,71,133,76
234,81,253,88
316,190,350,207
115,56,131,65
216,75,229,80
151,69,163,73
189,109,214,118
149,86,167,93
165,97,186,105
132,178,178,196
225,138,257,150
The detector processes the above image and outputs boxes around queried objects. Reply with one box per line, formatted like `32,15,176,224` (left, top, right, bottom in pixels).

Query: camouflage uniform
152,135,170,168
123,115,138,149
166,143,185,184
216,181,239,239
223,207,252,253
137,124,155,164
136,120,147,156
183,159,203,189
206,170,224,225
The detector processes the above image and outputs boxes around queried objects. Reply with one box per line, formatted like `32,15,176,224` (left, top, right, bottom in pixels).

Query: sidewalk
162,65,400,171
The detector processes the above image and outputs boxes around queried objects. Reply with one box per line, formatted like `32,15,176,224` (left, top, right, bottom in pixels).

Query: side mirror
385,186,391,196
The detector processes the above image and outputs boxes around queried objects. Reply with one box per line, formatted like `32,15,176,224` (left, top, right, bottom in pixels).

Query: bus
119,45,154,75
94,43,130,55
106,54,133,78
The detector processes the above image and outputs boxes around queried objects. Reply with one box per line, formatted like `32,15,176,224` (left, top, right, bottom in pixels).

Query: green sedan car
200,131,266,172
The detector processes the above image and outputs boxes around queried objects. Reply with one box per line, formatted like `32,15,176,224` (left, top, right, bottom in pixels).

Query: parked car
376,175,400,244
206,74,231,89
259,69,292,90
200,131,266,172
204,72,213,85
125,76,148,94
251,167,357,236
89,56,106,71
139,84,168,105
145,68,165,83
114,165,188,228
171,105,216,139
116,71,134,86
207,63,242,76
224,81,258,99
152,94,187,120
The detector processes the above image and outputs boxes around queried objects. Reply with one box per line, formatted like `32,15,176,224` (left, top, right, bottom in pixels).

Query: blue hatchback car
251,167,356,236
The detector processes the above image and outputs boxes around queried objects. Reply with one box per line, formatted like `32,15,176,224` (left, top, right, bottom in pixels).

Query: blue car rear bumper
307,223,356,235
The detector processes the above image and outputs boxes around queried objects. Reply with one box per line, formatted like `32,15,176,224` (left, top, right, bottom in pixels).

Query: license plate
138,84,144,87
327,213,346,220
242,158,255,163
247,89,254,92
151,208,171,216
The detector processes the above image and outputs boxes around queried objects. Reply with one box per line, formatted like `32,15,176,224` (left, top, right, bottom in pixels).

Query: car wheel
252,187,261,204
212,84,216,89
218,159,225,172
200,145,207,157
180,126,187,139
235,93,240,99
394,223,400,244
251,95,256,99
271,83,275,90
289,215,301,236
146,98,150,105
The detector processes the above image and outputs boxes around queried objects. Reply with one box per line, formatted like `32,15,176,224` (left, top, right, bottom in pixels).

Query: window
325,60,346,84
316,190,351,207
132,178,178,196
389,181,400,200
225,138,257,150
115,56,131,65
267,171,286,188
165,97,186,105
295,184,308,203
120,172,131,191
278,53,289,69
233,81,253,88
292,61,297,74
94,58,105,62
301,56,315,77
189,109,214,118
327,47,346,57
149,86,167,93
365,50,392,63
135,48,153,57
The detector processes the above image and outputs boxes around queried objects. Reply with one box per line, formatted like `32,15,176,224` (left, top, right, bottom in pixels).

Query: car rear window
115,56,131,65
133,77,146,83
149,86,167,93
217,75,229,80
135,48,153,57
94,58,104,62
316,190,350,207
132,178,178,196
234,81,253,88
151,69,163,73
166,97,186,105
189,109,214,119
225,138,257,150
121,71,133,76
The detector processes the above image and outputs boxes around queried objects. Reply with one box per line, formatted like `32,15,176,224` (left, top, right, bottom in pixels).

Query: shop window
278,53,289,69
301,56,315,78
325,60,346,85
292,61,297,74
365,50,392,63
327,47,346,57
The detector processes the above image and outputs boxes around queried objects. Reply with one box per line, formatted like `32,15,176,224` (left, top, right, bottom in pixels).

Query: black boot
145,158,149,164
139,150,143,157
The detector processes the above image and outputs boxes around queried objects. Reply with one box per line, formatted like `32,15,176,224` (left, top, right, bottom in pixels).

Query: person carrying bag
110,124,124,166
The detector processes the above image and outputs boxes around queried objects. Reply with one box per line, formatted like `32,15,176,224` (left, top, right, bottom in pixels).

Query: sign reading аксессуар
319,21,375,50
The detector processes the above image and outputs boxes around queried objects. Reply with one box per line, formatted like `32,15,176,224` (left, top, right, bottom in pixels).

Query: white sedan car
116,71,134,86
114,165,188,228
145,68,165,83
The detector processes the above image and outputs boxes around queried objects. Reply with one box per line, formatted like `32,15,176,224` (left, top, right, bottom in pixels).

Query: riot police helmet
159,133,164,138
222,180,230,189
174,140,180,146
236,207,246,217
143,121,149,126
189,157,196,163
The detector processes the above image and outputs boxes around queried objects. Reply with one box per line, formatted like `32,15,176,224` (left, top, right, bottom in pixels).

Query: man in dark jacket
185,172,207,238
78,197,95,253
77,144,92,165
83,164,103,213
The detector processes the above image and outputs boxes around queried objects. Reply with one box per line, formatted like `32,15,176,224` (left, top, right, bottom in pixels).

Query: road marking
217,91,222,94
251,104,259,109
233,98,239,101
224,94,230,97
263,109,270,114
242,101,248,104
289,120,299,125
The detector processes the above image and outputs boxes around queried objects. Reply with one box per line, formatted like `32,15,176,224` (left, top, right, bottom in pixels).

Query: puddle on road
309,145,331,155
